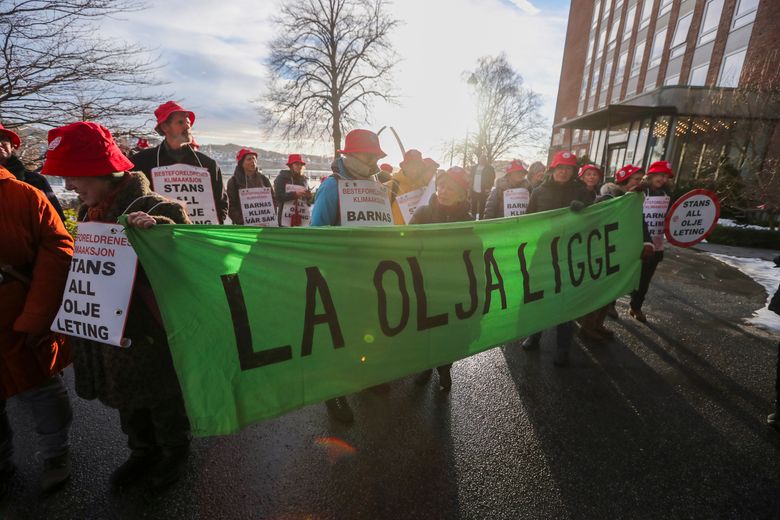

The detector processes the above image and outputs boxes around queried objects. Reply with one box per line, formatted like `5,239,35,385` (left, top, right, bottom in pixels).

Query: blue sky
105,0,571,164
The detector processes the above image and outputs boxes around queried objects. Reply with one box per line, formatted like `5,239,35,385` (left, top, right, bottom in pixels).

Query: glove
570,200,586,212
641,245,655,261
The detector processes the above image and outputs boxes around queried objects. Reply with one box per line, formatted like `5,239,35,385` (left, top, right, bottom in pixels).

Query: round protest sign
664,189,720,247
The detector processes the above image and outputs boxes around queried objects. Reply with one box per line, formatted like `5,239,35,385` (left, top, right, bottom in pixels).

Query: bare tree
467,53,545,164
0,0,165,134
262,0,399,156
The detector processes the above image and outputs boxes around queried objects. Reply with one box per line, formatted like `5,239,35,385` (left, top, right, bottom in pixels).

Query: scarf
342,155,378,178
86,174,132,223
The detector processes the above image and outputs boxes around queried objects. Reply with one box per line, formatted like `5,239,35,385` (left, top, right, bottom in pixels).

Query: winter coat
72,172,191,410
0,166,74,399
598,182,628,200
484,176,531,219
526,176,593,214
384,168,432,224
3,155,65,222
132,142,228,224
274,169,310,224
470,164,496,194
311,157,379,226
409,195,473,225
226,165,274,225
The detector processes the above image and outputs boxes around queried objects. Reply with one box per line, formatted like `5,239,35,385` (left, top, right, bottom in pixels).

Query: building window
649,28,667,68
596,27,607,58
659,0,673,16
689,63,709,86
608,5,622,44
630,41,645,77
670,12,693,59
732,0,758,30
587,35,596,62
613,50,628,100
664,74,680,86
590,67,601,97
717,48,747,88
623,5,637,41
698,0,725,46
639,0,654,30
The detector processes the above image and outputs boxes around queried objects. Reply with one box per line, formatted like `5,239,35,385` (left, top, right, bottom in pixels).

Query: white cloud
99,0,568,164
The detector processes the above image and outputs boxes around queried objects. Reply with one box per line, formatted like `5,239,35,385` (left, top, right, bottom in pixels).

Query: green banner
124,193,643,436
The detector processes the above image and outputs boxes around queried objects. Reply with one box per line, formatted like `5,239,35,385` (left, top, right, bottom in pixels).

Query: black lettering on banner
301,266,345,355
604,222,620,275
517,243,544,303
455,250,479,320
550,237,562,294
587,229,603,279
567,233,584,287
407,257,448,331
221,274,292,370
483,247,507,314
374,260,411,336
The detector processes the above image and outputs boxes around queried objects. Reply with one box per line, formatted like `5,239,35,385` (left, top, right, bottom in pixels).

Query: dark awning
555,104,677,129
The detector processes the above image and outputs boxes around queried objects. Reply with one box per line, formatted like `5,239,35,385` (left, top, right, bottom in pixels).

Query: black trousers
118,395,191,457
471,192,488,220
630,251,664,311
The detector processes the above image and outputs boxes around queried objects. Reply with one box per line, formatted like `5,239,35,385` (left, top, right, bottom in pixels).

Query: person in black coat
521,151,592,367
0,124,65,222
768,256,780,429
484,160,531,219
274,154,312,226
410,166,474,390
131,101,228,224
470,155,495,220
226,148,274,225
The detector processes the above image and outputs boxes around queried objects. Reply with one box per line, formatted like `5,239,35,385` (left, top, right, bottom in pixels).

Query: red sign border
664,188,721,247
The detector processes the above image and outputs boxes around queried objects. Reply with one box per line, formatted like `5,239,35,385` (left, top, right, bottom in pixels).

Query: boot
521,336,540,351
110,450,161,490
414,369,433,386
0,462,15,500
325,397,354,424
41,451,71,493
436,366,452,392
149,446,189,491
629,307,647,323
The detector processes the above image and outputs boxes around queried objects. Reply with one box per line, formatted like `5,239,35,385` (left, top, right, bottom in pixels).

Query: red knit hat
549,151,577,169
236,148,257,164
577,163,602,178
337,129,386,158
438,166,470,193
615,164,643,184
286,153,306,166
647,160,674,177
154,101,195,133
379,163,393,173
505,160,528,175
0,124,21,149
41,122,134,178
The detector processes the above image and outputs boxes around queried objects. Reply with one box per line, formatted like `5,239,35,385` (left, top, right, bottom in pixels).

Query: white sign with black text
239,187,277,227
151,164,218,224
503,188,530,217
280,184,311,227
338,180,393,227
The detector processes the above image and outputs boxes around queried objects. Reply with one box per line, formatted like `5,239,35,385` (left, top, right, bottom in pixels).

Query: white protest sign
280,184,311,227
395,177,436,224
239,187,277,227
643,195,671,251
51,222,137,348
151,164,218,224
338,179,393,227
665,189,721,247
503,188,530,217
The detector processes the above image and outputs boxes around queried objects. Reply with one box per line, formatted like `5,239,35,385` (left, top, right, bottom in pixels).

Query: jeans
118,395,191,457
529,321,575,353
0,374,72,466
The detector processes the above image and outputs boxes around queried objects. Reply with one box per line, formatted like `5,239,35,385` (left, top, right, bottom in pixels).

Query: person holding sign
41,122,193,491
0,165,74,497
132,101,228,224
410,166,474,390
274,154,312,227
310,129,388,423
629,161,674,323
521,151,592,367
385,149,435,225
227,148,275,225
578,163,603,200
484,159,531,219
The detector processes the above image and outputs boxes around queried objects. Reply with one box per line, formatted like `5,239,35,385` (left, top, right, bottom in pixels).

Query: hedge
706,225,780,249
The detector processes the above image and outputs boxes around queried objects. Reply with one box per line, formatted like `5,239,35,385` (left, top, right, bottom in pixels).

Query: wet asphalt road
2,246,779,520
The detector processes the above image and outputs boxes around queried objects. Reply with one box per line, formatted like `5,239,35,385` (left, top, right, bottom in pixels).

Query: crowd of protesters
2,99,775,501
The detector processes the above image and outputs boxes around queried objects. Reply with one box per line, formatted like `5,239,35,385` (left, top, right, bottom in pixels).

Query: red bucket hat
505,160,528,175
577,163,602,178
154,101,195,133
286,153,306,166
0,124,21,149
438,166,470,193
549,151,577,169
400,149,424,169
647,160,674,177
40,122,134,178
337,129,386,158
379,163,394,173
615,164,643,184
236,148,257,164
